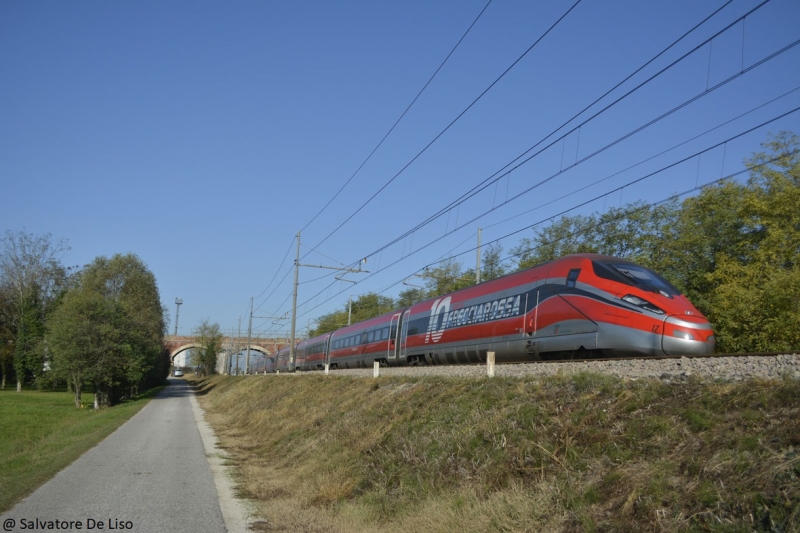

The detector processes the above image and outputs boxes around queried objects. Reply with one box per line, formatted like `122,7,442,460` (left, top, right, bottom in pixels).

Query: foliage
47,289,128,407
510,200,680,271
0,230,69,391
311,293,396,336
191,319,222,376
304,132,799,353
701,132,800,352
46,253,168,407
480,242,507,281
421,258,476,297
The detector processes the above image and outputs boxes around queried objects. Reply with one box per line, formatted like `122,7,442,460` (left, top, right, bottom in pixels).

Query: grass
0,384,163,513
192,372,800,533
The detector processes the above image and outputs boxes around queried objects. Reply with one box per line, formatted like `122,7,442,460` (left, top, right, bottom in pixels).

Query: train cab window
592,260,679,297
566,269,580,288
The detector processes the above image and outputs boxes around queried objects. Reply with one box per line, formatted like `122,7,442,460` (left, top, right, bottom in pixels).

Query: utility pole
234,316,241,375
290,232,301,372
476,228,482,284
174,298,183,336
289,230,368,371
246,297,253,374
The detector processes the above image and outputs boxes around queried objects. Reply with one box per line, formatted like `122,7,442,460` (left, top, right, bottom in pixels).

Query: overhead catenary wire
288,105,800,322
300,0,585,262
252,0,741,323
295,21,799,302
253,0,794,332
247,0,494,325
297,0,495,236
354,0,770,264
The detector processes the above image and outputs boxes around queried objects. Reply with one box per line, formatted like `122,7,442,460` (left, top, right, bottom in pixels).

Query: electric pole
246,297,253,374
289,230,368,371
476,228,482,284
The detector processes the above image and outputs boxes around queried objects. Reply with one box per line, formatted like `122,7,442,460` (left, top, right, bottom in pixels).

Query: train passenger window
566,269,580,288
367,331,374,342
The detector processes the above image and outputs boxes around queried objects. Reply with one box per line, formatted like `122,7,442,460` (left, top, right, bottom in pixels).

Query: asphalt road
2,379,231,533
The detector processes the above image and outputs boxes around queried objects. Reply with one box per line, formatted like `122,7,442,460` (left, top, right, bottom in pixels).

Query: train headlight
621,294,665,314
672,330,695,341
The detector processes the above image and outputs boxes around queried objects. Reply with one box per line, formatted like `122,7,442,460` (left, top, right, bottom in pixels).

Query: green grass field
0,385,163,513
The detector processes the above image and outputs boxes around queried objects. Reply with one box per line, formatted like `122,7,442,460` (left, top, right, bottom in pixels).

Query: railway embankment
192,361,800,532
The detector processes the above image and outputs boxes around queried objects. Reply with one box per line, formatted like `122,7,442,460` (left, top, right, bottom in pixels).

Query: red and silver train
249,254,715,373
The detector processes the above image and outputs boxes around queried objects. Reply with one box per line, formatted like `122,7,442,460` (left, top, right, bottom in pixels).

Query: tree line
0,241,169,408
311,132,800,354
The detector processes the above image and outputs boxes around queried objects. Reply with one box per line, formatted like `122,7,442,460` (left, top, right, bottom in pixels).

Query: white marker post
373,360,380,378
324,363,330,375
487,351,496,378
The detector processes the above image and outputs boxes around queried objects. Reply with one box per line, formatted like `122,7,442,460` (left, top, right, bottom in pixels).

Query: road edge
189,392,254,533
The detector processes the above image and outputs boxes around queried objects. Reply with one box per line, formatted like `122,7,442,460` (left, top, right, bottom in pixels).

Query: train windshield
592,260,680,297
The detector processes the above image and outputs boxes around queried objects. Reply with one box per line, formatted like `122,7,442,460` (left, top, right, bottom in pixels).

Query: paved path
2,379,235,533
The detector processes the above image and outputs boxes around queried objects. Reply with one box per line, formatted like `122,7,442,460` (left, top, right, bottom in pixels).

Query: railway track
291,352,800,383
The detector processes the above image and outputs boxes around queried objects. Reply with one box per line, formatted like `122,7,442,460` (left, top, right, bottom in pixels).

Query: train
249,254,715,373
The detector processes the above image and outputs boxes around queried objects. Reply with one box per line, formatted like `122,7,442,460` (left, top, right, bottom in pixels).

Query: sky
2,0,799,340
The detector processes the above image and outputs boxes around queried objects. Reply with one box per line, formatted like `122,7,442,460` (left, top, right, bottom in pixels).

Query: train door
387,312,402,364
399,310,410,361
323,335,331,369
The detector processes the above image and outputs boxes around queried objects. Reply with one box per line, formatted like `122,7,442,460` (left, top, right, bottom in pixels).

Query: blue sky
2,0,799,339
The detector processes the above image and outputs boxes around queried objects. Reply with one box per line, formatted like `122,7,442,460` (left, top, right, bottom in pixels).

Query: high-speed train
250,254,715,373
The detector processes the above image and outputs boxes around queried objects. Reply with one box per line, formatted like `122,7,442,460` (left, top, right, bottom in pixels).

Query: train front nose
661,314,715,356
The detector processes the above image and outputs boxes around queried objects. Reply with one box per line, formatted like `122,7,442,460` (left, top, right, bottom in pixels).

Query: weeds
195,373,800,532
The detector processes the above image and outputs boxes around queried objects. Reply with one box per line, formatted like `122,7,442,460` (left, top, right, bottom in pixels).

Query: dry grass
191,372,800,532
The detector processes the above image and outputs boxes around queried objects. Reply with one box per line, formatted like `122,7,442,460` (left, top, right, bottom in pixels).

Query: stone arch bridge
164,335,290,373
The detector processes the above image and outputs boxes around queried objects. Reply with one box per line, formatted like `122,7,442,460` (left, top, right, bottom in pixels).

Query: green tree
396,285,426,309
79,254,168,395
701,132,800,352
311,293,397,336
191,319,222,376
422,258,475,297
0,230,69,391
47,253,167,407
511,214,598,270
48,289,128,408
481,242,508,281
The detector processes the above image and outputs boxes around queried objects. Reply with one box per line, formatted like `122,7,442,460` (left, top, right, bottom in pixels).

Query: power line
301,0,585,261
290,105,800,320
298,0,495,235
357,0,770,262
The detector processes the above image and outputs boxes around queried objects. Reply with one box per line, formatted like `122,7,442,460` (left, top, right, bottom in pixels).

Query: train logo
425,296,451,343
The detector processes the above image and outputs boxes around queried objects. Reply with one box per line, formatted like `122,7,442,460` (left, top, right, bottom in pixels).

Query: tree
700,132,800,352
311,293,397,336
78,254,168,394
481,242,508,281
0,230,69,391
511,214,598,270
47,289,128,408
422,258,475,297
396,286,426,309
47,253,167,407
191,319,222,376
